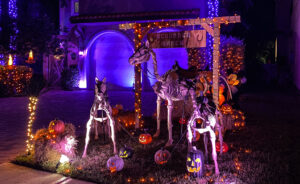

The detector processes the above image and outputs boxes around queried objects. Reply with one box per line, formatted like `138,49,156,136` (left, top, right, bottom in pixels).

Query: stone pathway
0,163,93,184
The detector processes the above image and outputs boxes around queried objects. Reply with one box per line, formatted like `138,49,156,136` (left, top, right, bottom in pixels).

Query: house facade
58,0,208,89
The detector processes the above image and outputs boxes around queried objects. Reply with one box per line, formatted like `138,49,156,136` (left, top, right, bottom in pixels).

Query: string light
0,65,33,95
26,96,38,154
207,0,219,70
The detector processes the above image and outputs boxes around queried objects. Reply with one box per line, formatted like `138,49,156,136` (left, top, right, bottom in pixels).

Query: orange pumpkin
154,148,171,165
216,141,229,153
48,119,65,134
219,85,225,106
139,133,152,145
221,104,233,115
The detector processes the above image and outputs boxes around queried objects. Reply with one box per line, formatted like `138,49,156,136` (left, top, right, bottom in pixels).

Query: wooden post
212,23,220,106
134,25,142,129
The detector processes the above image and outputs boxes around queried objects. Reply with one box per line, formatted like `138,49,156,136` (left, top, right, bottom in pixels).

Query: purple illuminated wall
85,31,134,90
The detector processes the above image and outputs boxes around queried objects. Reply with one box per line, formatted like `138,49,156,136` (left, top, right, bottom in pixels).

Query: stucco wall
79,0,207,17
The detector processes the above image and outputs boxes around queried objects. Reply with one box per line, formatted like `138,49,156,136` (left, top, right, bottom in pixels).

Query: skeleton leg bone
106,109,117,154
153,96,162,138
82,117,93,158
165,100,173,146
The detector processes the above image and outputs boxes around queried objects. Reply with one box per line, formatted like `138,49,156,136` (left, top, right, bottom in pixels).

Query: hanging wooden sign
148,30,206,48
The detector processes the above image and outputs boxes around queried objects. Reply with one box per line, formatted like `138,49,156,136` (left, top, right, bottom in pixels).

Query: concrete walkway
0,163,94,184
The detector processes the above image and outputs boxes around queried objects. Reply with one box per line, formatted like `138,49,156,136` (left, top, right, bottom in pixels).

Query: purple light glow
82,31,135,89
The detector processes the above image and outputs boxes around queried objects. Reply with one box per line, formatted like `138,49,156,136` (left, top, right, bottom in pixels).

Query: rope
170,128,188,155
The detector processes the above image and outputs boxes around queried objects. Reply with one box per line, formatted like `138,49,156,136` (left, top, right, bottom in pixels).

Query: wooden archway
119,15,241,127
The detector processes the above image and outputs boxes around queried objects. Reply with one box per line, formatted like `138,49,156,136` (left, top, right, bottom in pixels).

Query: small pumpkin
119,146,134,159
221,104,233,115
139,133,152,145
234,120,245,128
186,149,204,178
48,119,65,134
106,155,124,173
216,141,229,153
154,148,171,165
179,117,187,125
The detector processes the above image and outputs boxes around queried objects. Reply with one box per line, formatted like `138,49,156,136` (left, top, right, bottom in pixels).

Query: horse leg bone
209,128,220,175
106,110,117,154
82,117,93,158
94,120,99,140
154,96,162,137
165,100,173,146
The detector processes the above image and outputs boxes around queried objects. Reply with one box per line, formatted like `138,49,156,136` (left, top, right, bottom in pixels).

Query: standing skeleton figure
187,100,223,175
129,44,208,146
82,78,117,157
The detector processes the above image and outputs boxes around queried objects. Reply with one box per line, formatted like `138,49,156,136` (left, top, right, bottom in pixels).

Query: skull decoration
139,133,152,145
119,146,134,159
106,155,124,173
154,148,171,165
186,149,204,178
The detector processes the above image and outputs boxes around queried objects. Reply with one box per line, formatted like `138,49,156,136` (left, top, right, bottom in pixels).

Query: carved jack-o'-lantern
48,119,65,134
221,104,233,115
139,133,152,145
154,148,171,165
216,141,229,153
186,149,204,178
119,146,134,159
106,155,124,173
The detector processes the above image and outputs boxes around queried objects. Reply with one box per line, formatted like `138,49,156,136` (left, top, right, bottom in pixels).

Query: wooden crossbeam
119,15,241,30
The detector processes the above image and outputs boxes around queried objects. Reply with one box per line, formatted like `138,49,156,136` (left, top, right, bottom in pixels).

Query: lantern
186,149,204,178
8,54,13,66
139,133,152,145
154,148,171,165
216,141,229,153
119,146,134,159
106,155,124,173
26,50,35,64
48,119,65,134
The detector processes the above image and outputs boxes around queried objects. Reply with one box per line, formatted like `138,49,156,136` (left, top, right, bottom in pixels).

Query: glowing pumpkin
106,155,124,173
154,148,171,165
119,146,134,159
179,117,187,125
216,141,229,153
186,149,204,178
221,104,233,115
48,119,65,134
219,85,225,106
139,133,152,145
